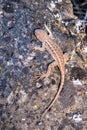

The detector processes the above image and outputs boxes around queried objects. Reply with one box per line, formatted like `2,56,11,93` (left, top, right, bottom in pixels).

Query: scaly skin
35,27,65,118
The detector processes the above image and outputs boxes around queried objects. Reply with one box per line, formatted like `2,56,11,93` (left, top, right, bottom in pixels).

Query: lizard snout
35,29,47,42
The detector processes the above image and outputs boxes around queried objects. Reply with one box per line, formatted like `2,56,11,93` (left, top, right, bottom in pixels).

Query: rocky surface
0,0,87,130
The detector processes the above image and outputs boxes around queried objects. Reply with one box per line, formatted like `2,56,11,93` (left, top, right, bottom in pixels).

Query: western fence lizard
35,25,69,118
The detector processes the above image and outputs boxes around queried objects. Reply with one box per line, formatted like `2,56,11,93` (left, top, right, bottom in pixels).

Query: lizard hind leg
35,61,57,81
40,61,57,80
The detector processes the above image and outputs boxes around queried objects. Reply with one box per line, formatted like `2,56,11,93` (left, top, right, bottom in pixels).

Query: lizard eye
47,31,50,35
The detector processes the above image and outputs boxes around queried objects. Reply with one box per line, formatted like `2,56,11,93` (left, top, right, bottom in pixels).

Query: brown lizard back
35,29,65,118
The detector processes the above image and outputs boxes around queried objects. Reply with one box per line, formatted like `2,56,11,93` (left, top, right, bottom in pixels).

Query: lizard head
35,29,48,42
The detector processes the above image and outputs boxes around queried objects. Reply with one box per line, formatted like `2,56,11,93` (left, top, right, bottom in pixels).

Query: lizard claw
34,72,47,82
39,73,47,80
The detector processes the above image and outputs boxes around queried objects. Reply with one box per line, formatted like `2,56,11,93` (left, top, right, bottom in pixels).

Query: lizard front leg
34,43,45,52
63,53,70,64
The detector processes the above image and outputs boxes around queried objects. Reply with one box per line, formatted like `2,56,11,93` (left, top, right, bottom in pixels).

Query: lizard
35,25,69,118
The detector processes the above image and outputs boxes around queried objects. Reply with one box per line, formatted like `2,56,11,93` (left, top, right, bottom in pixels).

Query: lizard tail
41,72,65,119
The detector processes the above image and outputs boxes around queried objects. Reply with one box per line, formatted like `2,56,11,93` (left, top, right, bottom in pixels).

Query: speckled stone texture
0,0,87,130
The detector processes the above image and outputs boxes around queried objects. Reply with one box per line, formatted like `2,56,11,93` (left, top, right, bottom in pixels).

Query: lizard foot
34,72,48,82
